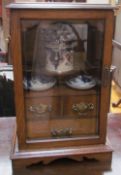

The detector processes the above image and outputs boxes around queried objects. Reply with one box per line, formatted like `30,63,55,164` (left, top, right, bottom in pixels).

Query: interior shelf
25,85,98,98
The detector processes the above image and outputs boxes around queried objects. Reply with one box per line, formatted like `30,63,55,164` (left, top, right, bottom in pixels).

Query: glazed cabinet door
11,8,114,150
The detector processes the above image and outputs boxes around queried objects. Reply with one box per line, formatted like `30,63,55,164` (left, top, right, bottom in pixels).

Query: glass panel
21,19,105,140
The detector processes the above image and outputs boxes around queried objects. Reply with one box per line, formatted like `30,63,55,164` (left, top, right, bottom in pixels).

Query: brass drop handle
29,104,52,115
72,102,94,114
51,128,73,138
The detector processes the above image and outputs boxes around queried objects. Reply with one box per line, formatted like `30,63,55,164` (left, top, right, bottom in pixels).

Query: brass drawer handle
29,104,52,115
72,103,94,114
51,128,72,138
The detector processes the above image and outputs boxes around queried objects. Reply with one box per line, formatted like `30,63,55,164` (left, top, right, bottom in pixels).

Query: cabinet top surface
7,2,115,10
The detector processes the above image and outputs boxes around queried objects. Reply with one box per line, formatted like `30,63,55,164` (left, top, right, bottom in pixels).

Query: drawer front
63,95,97,118
27,118,97,139
25,96,61,120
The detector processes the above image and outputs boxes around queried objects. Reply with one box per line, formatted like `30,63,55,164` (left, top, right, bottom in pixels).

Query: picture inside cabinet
22,19,104,92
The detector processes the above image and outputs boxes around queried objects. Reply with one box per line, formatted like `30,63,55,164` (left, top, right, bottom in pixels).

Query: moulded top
7,2,116,10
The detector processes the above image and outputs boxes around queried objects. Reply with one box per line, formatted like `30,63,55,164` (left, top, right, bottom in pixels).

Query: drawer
27,118,97,139
25,96,61,120
63,95,97,118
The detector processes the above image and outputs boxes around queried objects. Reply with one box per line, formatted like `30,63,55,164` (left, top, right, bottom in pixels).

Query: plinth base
11,139,113,174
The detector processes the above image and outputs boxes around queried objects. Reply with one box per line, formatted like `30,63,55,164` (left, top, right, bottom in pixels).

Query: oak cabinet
9,2,115,170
